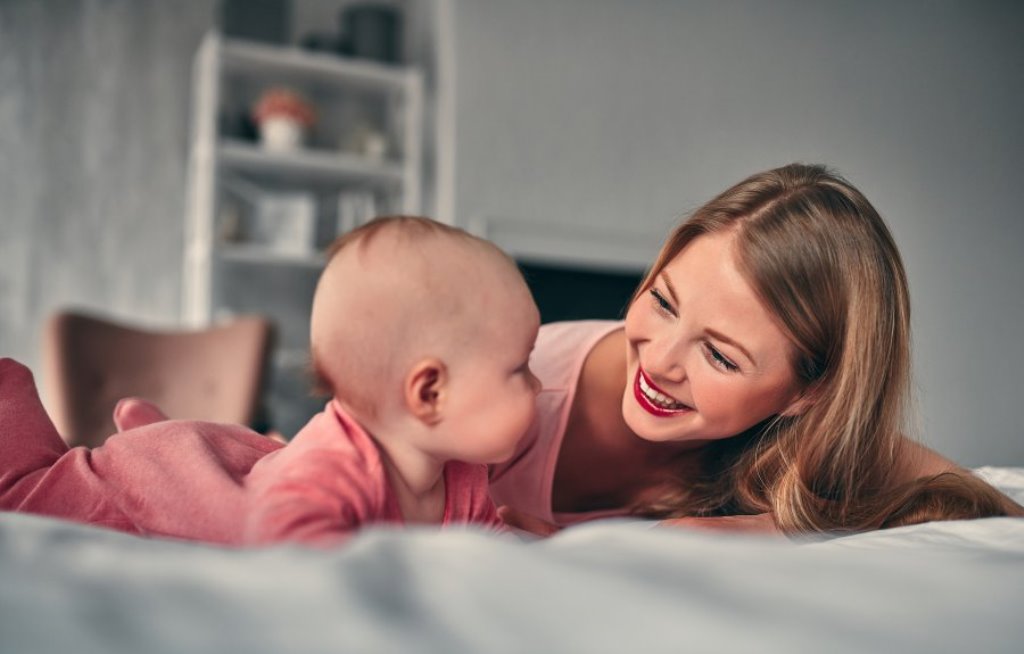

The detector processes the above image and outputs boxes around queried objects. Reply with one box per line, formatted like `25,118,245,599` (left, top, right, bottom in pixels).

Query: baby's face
438,284,541,465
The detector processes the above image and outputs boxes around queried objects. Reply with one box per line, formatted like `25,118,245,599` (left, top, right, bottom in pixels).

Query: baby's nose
527,370,542,394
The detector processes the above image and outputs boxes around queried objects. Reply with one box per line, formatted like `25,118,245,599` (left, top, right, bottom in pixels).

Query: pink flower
253,88,317,127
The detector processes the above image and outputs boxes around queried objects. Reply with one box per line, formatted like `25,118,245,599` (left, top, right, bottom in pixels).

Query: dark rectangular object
220,0,291,45
517,261,645,324
340,4,402,63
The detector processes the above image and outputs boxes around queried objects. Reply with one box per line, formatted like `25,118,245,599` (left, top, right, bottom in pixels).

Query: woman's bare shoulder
896,437,960,481
897,436,1024,516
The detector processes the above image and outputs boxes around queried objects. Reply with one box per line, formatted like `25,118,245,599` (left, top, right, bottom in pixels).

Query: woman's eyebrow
660,272,679,304
706,328,756,367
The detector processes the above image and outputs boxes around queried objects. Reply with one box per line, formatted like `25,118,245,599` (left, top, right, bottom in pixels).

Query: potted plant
252,88,317,152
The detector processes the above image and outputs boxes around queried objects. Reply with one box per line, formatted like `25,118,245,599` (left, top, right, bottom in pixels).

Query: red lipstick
633,368,691,417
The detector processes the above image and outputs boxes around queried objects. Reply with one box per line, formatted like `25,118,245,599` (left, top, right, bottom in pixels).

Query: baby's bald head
310,216,536,422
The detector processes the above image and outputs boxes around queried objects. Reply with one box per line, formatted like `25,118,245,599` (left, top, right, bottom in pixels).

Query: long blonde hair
632,164,1008,533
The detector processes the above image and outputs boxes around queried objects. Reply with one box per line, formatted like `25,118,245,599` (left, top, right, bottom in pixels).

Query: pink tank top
489,320,626,526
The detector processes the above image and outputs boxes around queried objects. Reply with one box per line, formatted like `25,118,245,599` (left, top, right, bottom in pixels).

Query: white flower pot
260,116,305,152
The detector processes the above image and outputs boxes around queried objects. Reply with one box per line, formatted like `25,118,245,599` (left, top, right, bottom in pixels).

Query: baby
0,216,540,546
243,215,542,546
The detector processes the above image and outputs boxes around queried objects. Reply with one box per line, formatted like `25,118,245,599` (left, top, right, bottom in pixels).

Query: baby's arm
244,445,374,547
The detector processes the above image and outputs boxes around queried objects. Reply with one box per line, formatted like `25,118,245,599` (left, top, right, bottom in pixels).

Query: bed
2,467,1022,653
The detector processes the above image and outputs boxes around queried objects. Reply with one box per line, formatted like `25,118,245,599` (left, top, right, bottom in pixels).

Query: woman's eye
649,289,675,315
706,345,739,372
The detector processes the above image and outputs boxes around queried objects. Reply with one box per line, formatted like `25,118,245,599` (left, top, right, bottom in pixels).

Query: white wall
445,0,1024,466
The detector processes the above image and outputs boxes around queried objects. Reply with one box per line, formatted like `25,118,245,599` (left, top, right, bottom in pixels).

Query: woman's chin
622,397,696,444
622,397,720,452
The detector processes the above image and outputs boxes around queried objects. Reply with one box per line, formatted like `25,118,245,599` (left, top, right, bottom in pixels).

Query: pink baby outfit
489,320,627,526
245,399,504,547
0,358,282,543
0,358,502,545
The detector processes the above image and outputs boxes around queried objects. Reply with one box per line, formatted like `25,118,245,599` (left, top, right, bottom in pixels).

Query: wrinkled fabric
1,358,502,545
2,503,1024,654
246,399,504,546
0,358,282,542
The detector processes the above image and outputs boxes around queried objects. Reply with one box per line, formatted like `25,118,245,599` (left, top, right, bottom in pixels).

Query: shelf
218,140,404,190
217,243,326,269
184,28,423,332
220,37,413,92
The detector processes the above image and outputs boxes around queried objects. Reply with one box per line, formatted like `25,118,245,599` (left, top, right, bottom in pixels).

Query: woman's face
623,231,804,445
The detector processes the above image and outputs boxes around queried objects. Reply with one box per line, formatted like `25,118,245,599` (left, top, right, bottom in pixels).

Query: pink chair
42,310,273,448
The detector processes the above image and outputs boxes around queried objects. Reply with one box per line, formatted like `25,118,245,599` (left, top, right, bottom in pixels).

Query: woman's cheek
623,300,649,340
692,371,728,418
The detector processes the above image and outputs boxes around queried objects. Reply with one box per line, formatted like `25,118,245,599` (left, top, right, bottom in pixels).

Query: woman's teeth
639,373,687,410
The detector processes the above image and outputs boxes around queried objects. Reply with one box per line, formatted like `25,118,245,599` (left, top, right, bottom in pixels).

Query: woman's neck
552,328,700,513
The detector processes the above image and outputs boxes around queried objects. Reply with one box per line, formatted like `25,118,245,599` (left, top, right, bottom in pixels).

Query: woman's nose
646,337,687,383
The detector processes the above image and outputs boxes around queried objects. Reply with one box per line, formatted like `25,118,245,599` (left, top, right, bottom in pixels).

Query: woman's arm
499,505,785,537
658,513,782,535
496,506,561,537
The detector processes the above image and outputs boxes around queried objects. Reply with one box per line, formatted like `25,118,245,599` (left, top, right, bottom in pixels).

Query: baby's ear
404,358,447,425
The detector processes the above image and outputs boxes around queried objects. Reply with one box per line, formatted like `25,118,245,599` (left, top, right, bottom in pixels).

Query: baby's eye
705,344,739,372
649,288,675,315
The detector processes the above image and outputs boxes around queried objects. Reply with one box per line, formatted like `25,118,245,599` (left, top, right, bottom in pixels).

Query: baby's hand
112,397,169,432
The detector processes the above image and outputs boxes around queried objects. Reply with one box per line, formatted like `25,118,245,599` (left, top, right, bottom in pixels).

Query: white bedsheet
2,467,1022,654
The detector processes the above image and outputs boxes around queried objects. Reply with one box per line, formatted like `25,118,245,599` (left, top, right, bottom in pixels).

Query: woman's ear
404,357,447,425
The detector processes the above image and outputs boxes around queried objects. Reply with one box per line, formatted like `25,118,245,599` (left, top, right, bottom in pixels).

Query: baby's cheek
516,396,537,434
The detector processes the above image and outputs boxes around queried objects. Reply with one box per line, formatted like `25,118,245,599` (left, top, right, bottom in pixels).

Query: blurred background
1,0,1022,464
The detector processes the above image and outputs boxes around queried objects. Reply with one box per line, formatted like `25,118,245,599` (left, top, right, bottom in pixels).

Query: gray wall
0,0,216,369
447,0,1024,466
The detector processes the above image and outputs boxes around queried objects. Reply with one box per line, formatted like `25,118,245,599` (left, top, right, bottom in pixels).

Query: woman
490,163,1022,535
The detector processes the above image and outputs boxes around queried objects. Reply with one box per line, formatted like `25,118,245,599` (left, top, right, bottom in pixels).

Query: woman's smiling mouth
634,368,692,416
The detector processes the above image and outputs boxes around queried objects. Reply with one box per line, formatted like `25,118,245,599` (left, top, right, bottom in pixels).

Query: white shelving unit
217,139,407,187
182,31,424,432
184,31,423,324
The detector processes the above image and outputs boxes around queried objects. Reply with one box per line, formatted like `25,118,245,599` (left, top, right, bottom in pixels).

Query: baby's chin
490,445,522,465
456,442,522,466
478,450,519,466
